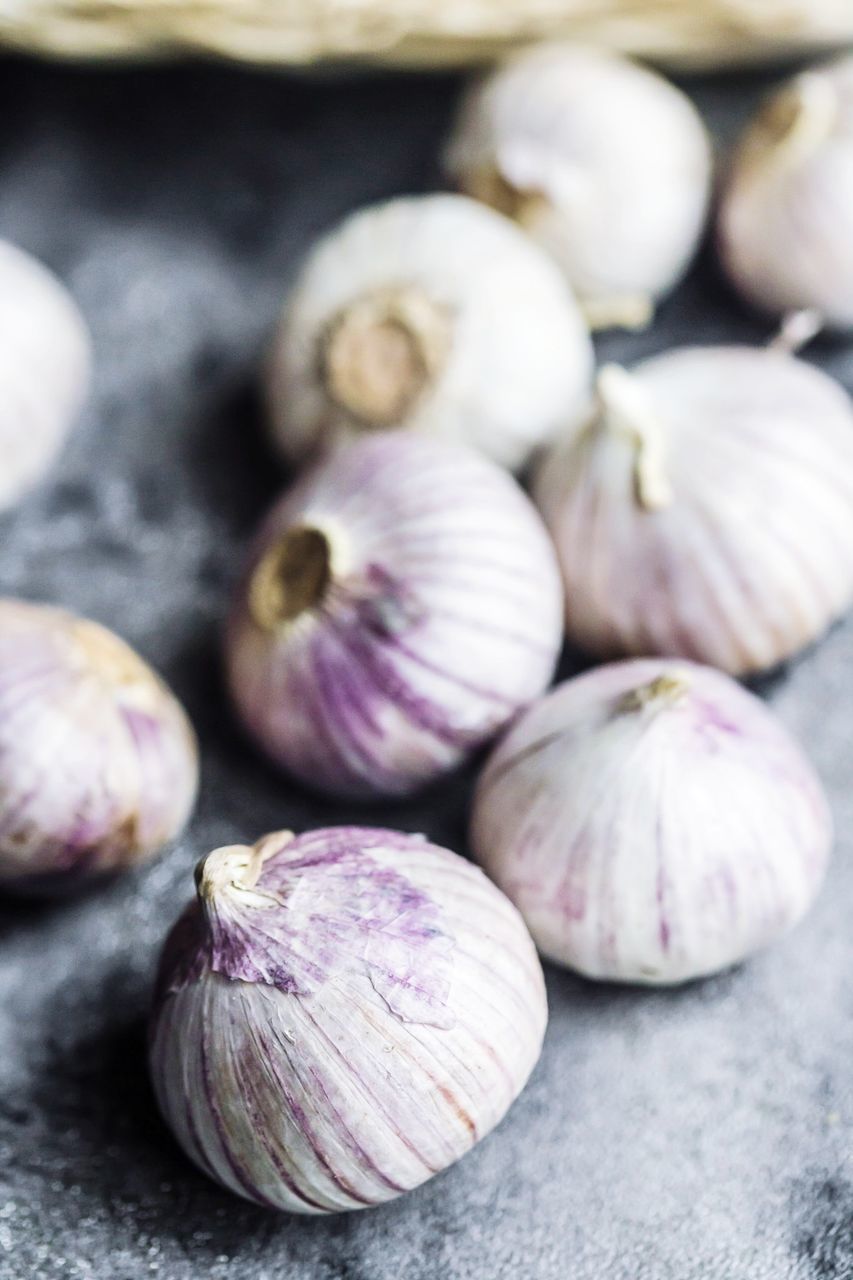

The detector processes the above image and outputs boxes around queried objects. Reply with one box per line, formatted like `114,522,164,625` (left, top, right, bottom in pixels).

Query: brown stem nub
249,526,332,631
321,286,450,427
72,618,152,688
754,73,837,171
619,673,690,715
465,165,548,229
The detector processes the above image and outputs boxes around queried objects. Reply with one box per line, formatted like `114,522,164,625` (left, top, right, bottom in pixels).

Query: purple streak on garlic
444,44,712,330
149,826,546,1213
0,599,198,892
226,432,563,798
471,659,832,985
719,56,853,329
265,193,592,473
534,346,853,676
0,240,91,512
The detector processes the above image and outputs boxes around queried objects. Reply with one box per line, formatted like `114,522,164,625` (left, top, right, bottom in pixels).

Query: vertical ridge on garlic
444,44,712,329
534,344,853,675
718,56,853,327
227,432,563,798
0,599,199,892
265,193,593,472
471,659,832,985
149,826,547,1213
0,239,91,512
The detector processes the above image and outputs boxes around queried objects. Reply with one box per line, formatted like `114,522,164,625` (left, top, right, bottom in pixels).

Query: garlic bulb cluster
227,432,563,798
719,56,853,328
444,44,712,330
265,193,592,472
0,599,198,892
149,826,546,1213
471,659,832,984
0,239,91,512
534,346,853,676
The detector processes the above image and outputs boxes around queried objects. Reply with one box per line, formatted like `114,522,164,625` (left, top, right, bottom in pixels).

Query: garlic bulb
719,57,853,328
0,599,198,892
149,826,547,1213
0,239,91,512
534,346,853,675
227,432,563,798
444,44,712,330
265,193,592,472
471,659,832,984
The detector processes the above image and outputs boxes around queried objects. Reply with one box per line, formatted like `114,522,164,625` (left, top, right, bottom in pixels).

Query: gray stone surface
0,54,850,1280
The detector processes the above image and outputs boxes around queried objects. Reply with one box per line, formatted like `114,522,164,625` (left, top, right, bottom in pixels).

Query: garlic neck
768,307,824,355
321,286,450,427
619,672,690,715
595,364,673,511
248,523,342,632
196,832,291,912
758,72,838,172
581,294,654,333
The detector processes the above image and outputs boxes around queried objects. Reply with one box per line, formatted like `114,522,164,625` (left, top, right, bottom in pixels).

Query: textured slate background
0,53,851,1280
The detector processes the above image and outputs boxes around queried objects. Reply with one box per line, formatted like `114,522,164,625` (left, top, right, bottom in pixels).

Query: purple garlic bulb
226,433,563,798
471,659,832,984
534,348,853,675
0,599,199,893
149,826,547,1213
0,239,91,512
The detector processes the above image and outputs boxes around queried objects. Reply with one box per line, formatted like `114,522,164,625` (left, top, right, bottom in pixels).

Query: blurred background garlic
150,826,547,1212
227,433,563,798
534,345,853,675
719,56,853,328
265,193,592,472
444,44,712,330
471,659,832,984
0,599,198,893
0,239,91,512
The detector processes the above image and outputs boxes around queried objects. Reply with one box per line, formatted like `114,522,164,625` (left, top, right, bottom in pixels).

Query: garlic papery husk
471,659,832,985
265,193,592,472
718,57,853,329
149,826,547,1213
444,45,712,330
0,239,91,512
534,346,853,676
0,599,199,893
226,433,563,798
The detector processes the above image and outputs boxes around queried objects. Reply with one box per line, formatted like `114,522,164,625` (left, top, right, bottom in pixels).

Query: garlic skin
0,240,91,512
149,826,547,1213
444,45,712,330
0,599,198,892
227,432,563,798
534,347,853,676
265,193,592,472
719,57,853,328
471,659,832,985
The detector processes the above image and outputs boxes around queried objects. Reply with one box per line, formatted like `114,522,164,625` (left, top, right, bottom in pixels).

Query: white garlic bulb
534,346,853,676
0,239,91,512
265,193,592,472
471,659,832,984
444,44,712,330
719,56,853,328
150,826,547,1212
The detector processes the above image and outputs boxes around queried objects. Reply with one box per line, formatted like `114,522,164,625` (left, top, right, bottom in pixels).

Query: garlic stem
248,524,335,631
581,294,654,333
196,833,292,908
596,363,673,510
618,672,690,714
768,307,824,355
761,72,838,171
321,286,451,427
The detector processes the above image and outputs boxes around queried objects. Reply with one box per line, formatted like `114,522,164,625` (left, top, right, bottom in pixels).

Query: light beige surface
0,0,851,68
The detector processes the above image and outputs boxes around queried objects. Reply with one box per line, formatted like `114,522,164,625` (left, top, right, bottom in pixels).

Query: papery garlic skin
149,826,547,1213
719,57,853,328
227,433,563,798
0,240,91,512
265,193,592,472
534,346,853,676
471,660,832,984
0,599,198,892
444,45,712,329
